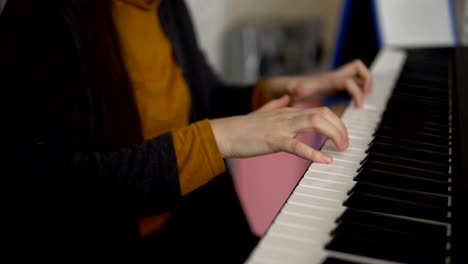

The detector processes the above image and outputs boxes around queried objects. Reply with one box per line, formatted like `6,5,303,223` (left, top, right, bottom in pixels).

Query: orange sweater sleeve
172,119,226,196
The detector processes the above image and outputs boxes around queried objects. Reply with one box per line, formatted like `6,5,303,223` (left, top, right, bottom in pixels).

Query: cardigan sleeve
0,0,183,238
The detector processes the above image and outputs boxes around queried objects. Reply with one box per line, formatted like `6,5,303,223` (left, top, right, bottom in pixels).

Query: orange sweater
111,0,267,236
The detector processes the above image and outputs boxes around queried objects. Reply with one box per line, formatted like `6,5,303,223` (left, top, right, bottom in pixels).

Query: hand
210,95,349,164
264,59,372,108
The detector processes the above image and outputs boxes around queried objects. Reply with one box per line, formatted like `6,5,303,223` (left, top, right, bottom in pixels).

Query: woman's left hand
263,59,372,108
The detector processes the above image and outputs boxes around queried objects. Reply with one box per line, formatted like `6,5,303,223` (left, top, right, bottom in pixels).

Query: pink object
230,102,327,237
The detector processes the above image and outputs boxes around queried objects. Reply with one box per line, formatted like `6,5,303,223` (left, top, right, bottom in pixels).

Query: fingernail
342,141,349,150
323,155,333,163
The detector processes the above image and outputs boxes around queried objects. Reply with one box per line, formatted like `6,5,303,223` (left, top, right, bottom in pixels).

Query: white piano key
303,171,354,185
332,156,361,163
347,129,374,138
312,162,360,173
245,49,408,264
299,178,350,192
346,107,383,115
346,127,375,137
269,222,330,241
346,117,379,125
343,109,382,118
322,144,364,156
248,246,321,264
307,169,356,180
348,138,372,149
281,202,337,220
310,162,358,174
294,185,348,202
259,234,321,254
288,193,342,211
322,140,372,153
318,150,365,163
274,212,336,232
348,133,373,142
251,236,329,264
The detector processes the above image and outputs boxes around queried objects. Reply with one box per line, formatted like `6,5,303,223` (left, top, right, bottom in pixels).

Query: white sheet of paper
375,0,455,47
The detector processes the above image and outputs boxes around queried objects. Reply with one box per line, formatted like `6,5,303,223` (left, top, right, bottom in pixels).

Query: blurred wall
461,0,468,45
185,0,229,75
186,0,341,77
0,0,7,15
228,0,341,67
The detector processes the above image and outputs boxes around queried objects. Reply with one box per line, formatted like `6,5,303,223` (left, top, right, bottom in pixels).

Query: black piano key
393,85,448,100
361,152,449,174
369,135,449,152
357,160,448,181
373,128,449,147
399,70,449,84
349,182,449,208
385,100,448,113
331,50,453,263
379,119,449,132
337,209,448,239
343,192,449,222
379,121,449,137
392,93,449,104
398,76,448,88
354,168,449,195
384,99,448,112
366,142,449,164
371,136,449,157
378,115,449,131
381,112,448,125
388,91,448,102
330,221,447,253
378,123,448,138
326,234,446,264
383,109,448,121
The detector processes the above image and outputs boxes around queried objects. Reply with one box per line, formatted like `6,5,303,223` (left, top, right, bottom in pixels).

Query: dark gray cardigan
0,0,255,257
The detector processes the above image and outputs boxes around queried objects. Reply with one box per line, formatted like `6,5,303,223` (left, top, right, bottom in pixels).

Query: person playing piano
0,0,371,262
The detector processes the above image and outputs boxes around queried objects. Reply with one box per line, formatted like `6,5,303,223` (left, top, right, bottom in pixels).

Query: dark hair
0,0,143,148
81,0,143,147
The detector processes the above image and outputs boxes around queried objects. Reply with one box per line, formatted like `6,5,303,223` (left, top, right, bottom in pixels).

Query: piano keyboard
246,48,454,264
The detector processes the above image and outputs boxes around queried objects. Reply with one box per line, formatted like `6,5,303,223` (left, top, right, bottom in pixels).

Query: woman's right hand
209,95,349,164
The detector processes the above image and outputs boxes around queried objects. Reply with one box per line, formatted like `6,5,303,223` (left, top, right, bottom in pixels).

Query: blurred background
184,0,468,237
186,0,341,84
1,0,467,238
186,0,467,85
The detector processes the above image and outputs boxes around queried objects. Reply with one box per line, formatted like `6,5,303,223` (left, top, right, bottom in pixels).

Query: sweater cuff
196,119,227,177
172,120,226,196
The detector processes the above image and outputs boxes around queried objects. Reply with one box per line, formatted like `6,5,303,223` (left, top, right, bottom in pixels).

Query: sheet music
375,0,456,47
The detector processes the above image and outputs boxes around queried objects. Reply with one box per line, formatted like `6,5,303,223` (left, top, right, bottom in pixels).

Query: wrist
209,118,231,158
317,72,337,94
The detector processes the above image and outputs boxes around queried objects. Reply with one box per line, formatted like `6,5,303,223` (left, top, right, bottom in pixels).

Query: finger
295,107,348,143
256,95,290,112
294,113,348,150
277,136,333,163
286,79,299,94
353,60,372,94
314,107,348,142
345,79,364,109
